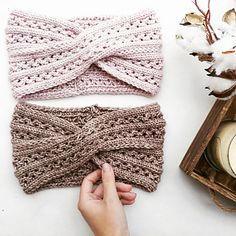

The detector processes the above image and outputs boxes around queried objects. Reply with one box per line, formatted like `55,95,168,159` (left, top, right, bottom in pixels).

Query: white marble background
0,0,235,235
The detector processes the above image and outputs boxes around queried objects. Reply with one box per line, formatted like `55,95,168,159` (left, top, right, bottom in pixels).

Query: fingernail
102,163,111,172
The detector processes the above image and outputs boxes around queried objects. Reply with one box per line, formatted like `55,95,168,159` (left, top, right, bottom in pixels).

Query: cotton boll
206,76,236,93
206,76,236,100
218,22,236,37
213,52,236,75
176,25,211,53
212,36,236,52
211,36,236,74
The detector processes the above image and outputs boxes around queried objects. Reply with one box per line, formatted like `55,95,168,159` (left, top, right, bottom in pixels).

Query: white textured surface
0,0,235,235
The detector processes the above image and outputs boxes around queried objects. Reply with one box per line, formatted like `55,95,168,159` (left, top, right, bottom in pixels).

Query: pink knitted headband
11,102,165,193
6,10,163,100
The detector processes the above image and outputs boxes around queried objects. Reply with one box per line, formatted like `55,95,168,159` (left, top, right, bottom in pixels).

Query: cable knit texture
11,102,165,194
6,10,163,100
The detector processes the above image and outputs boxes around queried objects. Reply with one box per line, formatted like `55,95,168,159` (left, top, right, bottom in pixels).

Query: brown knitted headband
11,102,165,194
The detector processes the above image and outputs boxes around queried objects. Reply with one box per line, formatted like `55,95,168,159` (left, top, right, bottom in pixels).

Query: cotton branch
193,0,219,44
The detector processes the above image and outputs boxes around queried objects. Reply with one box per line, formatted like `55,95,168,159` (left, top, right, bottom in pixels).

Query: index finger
80,169,102,197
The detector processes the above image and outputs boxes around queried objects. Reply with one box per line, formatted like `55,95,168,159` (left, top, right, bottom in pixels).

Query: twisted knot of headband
11,102,165,194
6,10,163,100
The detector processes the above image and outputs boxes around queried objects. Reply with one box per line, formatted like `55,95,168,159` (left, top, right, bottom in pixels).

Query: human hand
78,163,136,236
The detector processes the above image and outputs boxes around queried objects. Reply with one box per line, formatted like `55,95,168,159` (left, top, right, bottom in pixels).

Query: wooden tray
180,97,236,202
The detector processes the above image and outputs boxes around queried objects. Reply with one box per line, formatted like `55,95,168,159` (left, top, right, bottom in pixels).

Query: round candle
229,135,236,176
206,121,236,178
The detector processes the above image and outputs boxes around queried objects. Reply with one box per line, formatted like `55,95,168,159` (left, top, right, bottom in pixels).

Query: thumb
102,163,119,202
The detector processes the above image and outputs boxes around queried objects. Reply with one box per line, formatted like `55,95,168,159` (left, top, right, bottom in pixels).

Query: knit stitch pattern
6,10,163,100
11,102,165,194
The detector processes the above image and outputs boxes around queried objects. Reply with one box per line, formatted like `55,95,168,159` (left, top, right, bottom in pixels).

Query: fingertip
121,199,136,205
126,192,136,200
132,192,137,199
118,192,137,201
102,163,112,173
124,183,132,191
116,182,132,192
102,163,115,181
